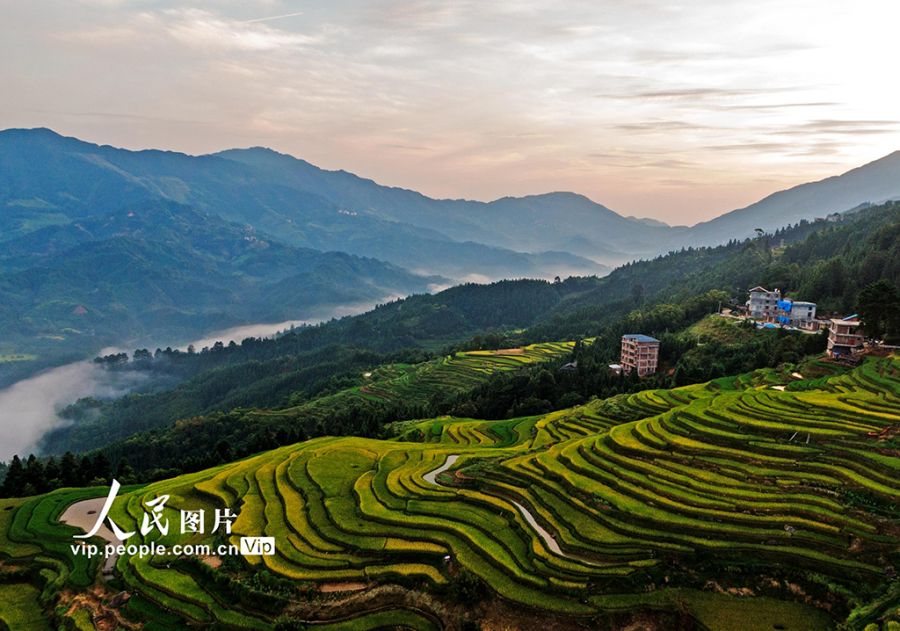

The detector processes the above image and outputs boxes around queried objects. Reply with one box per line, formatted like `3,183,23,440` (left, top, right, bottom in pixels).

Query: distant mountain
0,199,436,387
627,215,673,228
219,143,900,262
685,151,900,245
0,128,608,279
219,147,674,264
8,128,898,279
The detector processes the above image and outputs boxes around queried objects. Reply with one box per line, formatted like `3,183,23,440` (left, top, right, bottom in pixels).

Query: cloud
4,0,900,224
782,119,900,135
720,102,840,111
241,11,305,25
162,9,321,52
0,359,147,461
706,142,801,153
612,120,715,133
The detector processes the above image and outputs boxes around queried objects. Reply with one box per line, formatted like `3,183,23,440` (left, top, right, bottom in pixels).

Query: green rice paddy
2,355,898,629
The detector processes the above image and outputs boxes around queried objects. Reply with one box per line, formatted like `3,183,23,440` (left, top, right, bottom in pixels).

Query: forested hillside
0,199,437,387
25,201,899,481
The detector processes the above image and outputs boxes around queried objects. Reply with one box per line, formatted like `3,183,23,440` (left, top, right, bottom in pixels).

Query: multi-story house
776,298,818,328
747,287,781,319
827,317,864,357
621,334,660,377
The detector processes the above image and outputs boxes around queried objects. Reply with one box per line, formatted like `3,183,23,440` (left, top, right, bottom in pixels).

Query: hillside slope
0,128,607,279
686,151,900,245
0,199,436,387
4,356,897,630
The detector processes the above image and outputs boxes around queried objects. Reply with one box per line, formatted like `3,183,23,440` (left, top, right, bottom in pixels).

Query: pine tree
76,456,94,486
44,456,61,490
92,453,111,484
2,456,25,496
23,454,45,494
60,452,78,487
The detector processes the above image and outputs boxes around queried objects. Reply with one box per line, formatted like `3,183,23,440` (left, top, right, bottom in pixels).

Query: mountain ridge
8,127,899,266
0,128,609,279
686,150,900,245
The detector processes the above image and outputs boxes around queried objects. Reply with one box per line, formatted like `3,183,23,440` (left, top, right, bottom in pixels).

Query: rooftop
622,334,660,343
829,319,861,327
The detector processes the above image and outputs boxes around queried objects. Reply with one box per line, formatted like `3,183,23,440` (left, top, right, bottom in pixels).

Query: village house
776,298,818,329
747,286,781,319
747,287,820,330
826,316,865,358
620,334,660,377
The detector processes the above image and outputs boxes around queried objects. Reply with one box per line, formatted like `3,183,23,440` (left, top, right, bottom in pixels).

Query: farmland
246,341,577,424
1,355,898,629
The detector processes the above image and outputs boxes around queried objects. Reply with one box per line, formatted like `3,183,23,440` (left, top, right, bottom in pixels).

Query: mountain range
5,129,900,272
2,127,900,384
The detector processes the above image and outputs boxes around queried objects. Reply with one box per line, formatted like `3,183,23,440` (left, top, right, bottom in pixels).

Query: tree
60,452,79,487
44,456,61,489
631,282,645,306
92,453,111,484
858,280,900,340
23,454,45,494
1,456,25,496
77,456,94,486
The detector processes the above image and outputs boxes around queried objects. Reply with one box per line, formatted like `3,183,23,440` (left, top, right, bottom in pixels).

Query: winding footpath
60,497,124,576
423,454,459,485
422,453,571,559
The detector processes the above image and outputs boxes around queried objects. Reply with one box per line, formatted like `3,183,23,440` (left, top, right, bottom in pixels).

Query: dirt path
319,581,369,593
60,497,124,576
423,454,572,559
423,454,459,485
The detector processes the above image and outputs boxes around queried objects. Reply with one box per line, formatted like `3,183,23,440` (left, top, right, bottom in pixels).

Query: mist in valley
0,299,396,462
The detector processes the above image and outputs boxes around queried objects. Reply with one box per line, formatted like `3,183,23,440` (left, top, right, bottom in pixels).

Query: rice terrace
1,351,898,630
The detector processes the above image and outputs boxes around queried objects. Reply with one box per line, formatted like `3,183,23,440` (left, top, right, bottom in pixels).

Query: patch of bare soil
200,554,223,569
61,584,139,631
318,581,369,593
479,599,696,631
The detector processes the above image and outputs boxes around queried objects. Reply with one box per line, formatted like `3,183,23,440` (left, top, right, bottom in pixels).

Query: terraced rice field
2,356,898,629
249,341,576,423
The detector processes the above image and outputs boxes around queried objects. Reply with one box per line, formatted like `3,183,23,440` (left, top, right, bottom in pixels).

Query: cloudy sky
2,1,899,224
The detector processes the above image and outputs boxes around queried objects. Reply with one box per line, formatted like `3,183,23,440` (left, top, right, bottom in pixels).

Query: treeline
68,202,900,456
4,202,896,493
42,345,432,454
92,278,597,380
97,399,414,482
47,293,817,480
0,452,117,497
526,201,900,341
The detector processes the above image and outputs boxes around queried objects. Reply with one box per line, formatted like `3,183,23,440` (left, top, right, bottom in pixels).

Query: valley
0,298,390,461
4,2,900,628
0,133,898,631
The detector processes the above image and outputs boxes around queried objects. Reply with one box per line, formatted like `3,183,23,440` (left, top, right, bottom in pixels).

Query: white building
747,286,781,319
777,299,817,328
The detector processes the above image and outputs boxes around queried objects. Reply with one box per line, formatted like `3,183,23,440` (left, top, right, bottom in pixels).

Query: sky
2,1,899,224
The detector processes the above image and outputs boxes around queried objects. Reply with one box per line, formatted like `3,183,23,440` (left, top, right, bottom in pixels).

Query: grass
658,589,834,631
0,583,51,631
